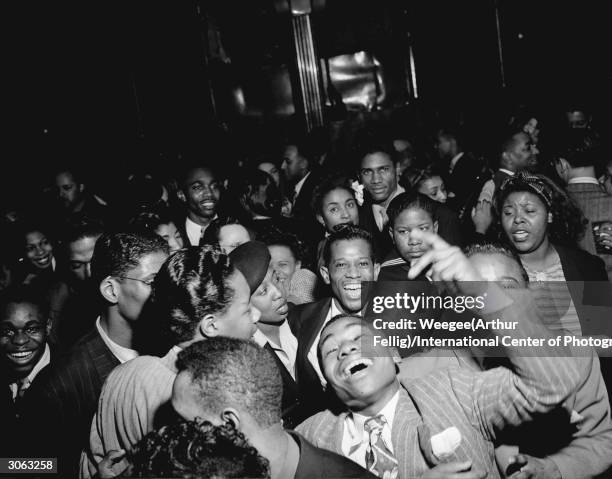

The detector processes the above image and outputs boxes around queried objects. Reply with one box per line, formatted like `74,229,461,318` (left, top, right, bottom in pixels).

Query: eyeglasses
119,276,155,286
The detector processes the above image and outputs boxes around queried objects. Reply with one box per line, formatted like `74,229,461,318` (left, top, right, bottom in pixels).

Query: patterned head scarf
499,171,554,209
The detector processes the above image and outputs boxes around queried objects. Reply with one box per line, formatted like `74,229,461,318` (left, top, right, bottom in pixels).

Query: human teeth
10,351,34,359
343,358,372,376
344,284,361,290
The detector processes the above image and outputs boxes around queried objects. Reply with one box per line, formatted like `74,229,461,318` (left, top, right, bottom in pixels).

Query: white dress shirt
293,171,311,204
9,343,51,400
372,185,405,232
185,216,215,247
341,390,400,468
253,320,298,379
448,152,465,174
307,299,350,386
96,317,139,364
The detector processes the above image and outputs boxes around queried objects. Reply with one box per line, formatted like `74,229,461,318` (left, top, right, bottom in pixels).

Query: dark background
3,0,610,203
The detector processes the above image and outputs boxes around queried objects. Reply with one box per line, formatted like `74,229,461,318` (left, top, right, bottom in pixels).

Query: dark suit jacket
292,171,320,222
445,152,487,211
22,328,120,477
567,182,612,281
359,202,394,261
0,346,53,456
289,297,341,416
555,243,608,281
290,431,377,479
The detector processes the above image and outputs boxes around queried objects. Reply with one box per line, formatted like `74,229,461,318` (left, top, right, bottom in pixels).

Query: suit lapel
301,298,332,355
84,331,120,386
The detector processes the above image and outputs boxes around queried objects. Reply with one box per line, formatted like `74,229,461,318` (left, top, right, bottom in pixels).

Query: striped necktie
364,415,399,479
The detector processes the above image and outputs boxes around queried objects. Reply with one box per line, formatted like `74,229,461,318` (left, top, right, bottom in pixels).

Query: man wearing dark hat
81,244,268,478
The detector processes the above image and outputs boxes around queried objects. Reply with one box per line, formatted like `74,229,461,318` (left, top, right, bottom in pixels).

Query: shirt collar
498,168,515,176
11,343,51,398
294,171,311,197
96,317,139,364
568,176,600,185
374,184,405,211
346,389,401,439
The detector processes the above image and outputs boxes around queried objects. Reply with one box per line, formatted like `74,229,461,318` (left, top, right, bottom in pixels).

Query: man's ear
198,314,218,338
433,221,439,235
99,276,119,304
320,265,330,285
373,262,381,281
177,190,186,203
221,408,241,430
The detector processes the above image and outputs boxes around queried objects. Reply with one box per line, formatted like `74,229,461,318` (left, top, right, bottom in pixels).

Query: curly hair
129,206,177,234
130,419,270,478
176,337,283,429
321,226,374,266
386,191,437,229
310,174,356,216
90,230,169,287
257,227,305,263
498,173,587,248
150,246,236,344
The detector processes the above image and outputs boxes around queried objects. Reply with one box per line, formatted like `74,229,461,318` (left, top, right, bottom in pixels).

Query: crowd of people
1,103,612,478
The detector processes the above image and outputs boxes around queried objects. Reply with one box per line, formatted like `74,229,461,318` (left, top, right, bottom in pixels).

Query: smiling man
289,226,379,416
297,232,582,479
177,165,222,246
1,287,53,455
22,231,170,477
81,244,265,479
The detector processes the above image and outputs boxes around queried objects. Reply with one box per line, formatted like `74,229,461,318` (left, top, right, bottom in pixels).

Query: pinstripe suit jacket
23,328,120,477
567,181,612,281
297,290,581,479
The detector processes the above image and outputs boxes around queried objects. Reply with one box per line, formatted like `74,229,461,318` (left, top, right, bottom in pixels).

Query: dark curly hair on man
176,337,283,429
129,419,270,478
90,231,169,287
498,173,587,248
150,246,236,344
321,225,374,266
257,227,305,264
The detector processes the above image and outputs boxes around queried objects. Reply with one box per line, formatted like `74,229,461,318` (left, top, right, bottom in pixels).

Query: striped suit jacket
22,328,119,477
297,290,581,479
567,182,612,281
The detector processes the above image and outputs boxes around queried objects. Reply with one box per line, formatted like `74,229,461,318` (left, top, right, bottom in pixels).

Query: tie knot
364,414,387,434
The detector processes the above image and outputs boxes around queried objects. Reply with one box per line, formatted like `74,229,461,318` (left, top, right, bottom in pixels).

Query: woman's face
318,188,359,233
418,176,447,204
257,162,281,187
218,224,250,254
392,208,438,262
24,231,53,270
156,222,184,253
501,191,549,254
268,245,300,289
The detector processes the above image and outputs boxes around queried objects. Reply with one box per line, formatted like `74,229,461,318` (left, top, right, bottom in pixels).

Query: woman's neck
519,237,555,270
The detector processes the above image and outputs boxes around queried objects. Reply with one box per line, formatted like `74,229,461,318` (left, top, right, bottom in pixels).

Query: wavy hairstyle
150,246,235,344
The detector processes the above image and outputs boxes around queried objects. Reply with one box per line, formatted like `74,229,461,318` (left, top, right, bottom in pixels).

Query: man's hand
407,231,484,296
506,454,561,479
471,200,494,234
96,449,127,479
421,461,486,479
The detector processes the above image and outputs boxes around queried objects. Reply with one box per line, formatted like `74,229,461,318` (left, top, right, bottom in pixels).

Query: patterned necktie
364,415,399,479
372,205,388,232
